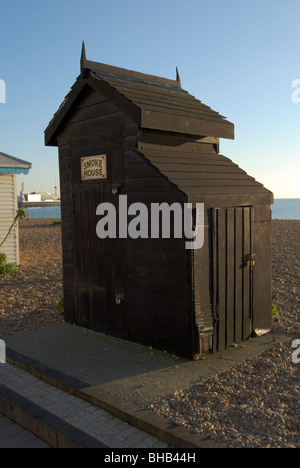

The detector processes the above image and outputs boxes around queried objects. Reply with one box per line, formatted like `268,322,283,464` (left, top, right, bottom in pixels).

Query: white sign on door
81,155,107,181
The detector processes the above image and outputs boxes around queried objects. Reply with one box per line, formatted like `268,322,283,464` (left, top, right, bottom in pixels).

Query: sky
0,0,299,199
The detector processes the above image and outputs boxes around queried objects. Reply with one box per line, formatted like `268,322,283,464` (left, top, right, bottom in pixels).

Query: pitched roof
45,52,234,146
0,152,32,175
88,63,234,138
137,147,272,197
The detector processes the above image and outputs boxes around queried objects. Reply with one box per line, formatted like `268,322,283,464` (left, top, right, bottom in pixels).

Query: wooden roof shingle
137,147,272,197
45,51,234,146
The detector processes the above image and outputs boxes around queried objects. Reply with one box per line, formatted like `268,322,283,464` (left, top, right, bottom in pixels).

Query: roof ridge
83,59,181,89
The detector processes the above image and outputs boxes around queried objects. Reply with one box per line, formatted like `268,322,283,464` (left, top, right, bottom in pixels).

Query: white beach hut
0,152,32,265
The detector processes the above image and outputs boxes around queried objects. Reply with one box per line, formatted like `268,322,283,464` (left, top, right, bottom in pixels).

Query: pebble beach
0,218,299,448
0,219,64,336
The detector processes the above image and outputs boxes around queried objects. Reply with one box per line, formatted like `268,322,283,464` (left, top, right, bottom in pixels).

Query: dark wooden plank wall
57,88,193,357
193,208,214,355
131,132,272,356
123,132,193,356
58,137,75,325
137,133,223,356
58,88,130,333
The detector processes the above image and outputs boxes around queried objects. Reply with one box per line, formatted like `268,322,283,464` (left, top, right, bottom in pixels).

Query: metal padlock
244,252,256,267
112,183,122,195
115,294,124,305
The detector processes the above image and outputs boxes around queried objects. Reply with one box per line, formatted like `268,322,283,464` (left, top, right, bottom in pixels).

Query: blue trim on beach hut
0,168,30,175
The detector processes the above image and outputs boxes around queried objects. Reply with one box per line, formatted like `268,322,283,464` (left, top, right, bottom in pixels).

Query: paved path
0,413,50,448
1,324,290,449
3,324,290,410
0,362,169,448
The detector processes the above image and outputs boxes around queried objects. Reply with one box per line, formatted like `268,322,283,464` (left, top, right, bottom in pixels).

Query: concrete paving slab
2,324,292,409
0,413,50,448
0,324,292,448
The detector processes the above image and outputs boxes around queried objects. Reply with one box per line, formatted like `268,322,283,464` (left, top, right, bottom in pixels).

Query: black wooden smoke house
45,44,273,359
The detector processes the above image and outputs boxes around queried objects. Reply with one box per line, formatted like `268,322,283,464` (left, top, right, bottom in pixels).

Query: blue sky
0,0,299,198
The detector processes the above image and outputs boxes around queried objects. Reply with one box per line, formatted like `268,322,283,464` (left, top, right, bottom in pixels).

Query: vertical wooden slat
88,187,98,329
88,187,97,285
249,206,254,332
217,208,226,350
73,190,83,283
82,190,91,285
75,289,91,327
226,208,235,346
243,207,252,340
95,185,105,288
93,184,109,332
235,207,243,344
112,145,126,336
90,289,105,332
212,208,218,353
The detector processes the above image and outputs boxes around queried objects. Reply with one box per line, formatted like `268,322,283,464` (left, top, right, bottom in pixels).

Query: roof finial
176,67,181,87
80,41,87,75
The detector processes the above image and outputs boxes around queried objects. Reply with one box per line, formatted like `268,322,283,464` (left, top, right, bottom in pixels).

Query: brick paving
0,363,169,448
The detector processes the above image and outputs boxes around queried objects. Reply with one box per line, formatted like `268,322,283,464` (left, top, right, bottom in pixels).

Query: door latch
115,294,125,305
112,184,122,195
244,252,256,267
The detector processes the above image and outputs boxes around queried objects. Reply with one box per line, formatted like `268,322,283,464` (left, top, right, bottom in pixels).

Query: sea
24,199,300,220
25,205,61,219
271,199,300,220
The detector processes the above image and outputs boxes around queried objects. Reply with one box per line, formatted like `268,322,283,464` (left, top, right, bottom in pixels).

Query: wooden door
212,206,254,351
72,182,113,331
71,146,125,334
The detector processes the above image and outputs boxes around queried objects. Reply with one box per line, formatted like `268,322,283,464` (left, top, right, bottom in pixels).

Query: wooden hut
0,152,32,265
45,45,273,359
